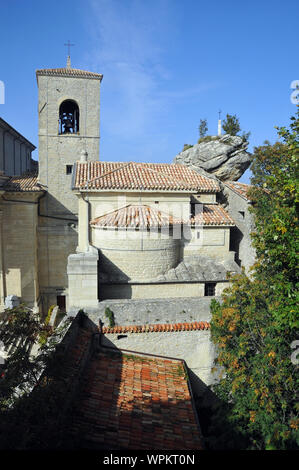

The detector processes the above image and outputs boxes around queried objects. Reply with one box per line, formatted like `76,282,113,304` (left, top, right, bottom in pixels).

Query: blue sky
0,0,298,183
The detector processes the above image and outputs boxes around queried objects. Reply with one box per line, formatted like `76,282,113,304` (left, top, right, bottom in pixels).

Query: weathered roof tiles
91,204,183,229
225,181,252,201
69,347,203,450
36,67,103,80
102,321,210,334
91,203,235,229
74,161,220,193
190,203,235,226
2,172,43,192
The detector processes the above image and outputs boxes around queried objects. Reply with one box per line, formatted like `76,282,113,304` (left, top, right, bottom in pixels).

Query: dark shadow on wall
229,226,243,266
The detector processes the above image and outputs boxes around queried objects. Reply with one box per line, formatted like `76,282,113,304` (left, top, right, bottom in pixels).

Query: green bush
104,307,115,328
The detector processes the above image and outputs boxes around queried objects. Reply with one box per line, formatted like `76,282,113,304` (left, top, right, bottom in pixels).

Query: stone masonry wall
91,297,217,325
0,195,39,308
94,228,181,281
38,74,101,216
223,185,256,272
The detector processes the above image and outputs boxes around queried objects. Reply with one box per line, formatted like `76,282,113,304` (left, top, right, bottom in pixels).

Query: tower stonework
36,63,103,215
36,62,103,312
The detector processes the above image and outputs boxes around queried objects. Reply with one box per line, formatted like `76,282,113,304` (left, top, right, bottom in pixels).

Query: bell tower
36,58,103,313
36,58,103,215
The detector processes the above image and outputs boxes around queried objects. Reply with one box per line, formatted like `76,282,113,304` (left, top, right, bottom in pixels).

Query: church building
0,58,247,315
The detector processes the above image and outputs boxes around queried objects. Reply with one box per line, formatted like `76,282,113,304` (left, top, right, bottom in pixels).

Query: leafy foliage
105,307,115,327
182,143,193,152
222,113,241,135
0,304,70,410
222,113,250,142
210,109,299,449
0,305,72,448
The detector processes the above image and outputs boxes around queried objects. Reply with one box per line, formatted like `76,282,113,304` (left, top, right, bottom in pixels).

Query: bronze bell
63,114,73,133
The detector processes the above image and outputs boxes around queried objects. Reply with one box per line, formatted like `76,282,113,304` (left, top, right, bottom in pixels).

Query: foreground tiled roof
74,161,220,193
69,346,203,450
225,181,252,201
91,204,182,229
102,321,210,334
3,172,43,192
190,204,235,226
36,67,103,80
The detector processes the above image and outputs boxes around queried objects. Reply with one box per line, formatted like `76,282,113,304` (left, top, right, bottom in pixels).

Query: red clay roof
90,204,183,229
74,161,220,193
36,67,103,80
225,181,252,201
91,203,234,229
3,172,43,192
190,204,235,226
102,321,210,334
69,347,203,450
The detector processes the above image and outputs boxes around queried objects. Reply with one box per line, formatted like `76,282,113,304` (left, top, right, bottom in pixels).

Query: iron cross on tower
64,40,75,67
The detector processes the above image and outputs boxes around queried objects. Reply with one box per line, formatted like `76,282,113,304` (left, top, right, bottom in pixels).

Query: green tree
198,118,208,138
0,305,72,448
222,113,241,135
209,109,299,450
0,305,69,409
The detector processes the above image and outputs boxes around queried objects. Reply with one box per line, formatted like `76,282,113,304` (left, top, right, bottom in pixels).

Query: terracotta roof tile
90,204,182,229
74,161,220,193
69,347,203,450
225,181,252,201
3,172,43,192
36,67,103,80
102,321,210,334
91,203,234,229
190,204,235,226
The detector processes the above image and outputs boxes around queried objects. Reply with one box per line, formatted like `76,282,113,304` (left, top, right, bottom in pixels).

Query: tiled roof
102,321,210,334
36,67,103,80
225,181,252,201
74,161,220,193
190,204,235,226
3,172,43,192
91,204,182,229
91,203,234,230
69,347,203,450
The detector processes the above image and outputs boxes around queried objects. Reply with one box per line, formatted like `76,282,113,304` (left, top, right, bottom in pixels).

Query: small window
239,211,245,219
66,165,73,175
205,282,216,296
197,231,200,239
154,201,159,204
57,295,66,312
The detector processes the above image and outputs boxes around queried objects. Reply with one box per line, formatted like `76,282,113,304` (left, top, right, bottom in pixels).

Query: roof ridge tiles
102,321,210,334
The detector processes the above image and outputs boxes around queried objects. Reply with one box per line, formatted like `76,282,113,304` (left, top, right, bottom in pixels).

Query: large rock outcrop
173,135,251,181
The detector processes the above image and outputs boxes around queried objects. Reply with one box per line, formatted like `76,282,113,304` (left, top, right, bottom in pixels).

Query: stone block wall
94,228,181,281
223,185,256,272
0,195,39,309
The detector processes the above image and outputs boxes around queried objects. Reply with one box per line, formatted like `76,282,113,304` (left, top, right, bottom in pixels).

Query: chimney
80,149,88,162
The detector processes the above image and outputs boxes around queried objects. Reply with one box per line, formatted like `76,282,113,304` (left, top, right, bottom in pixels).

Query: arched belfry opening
59,99,79,134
